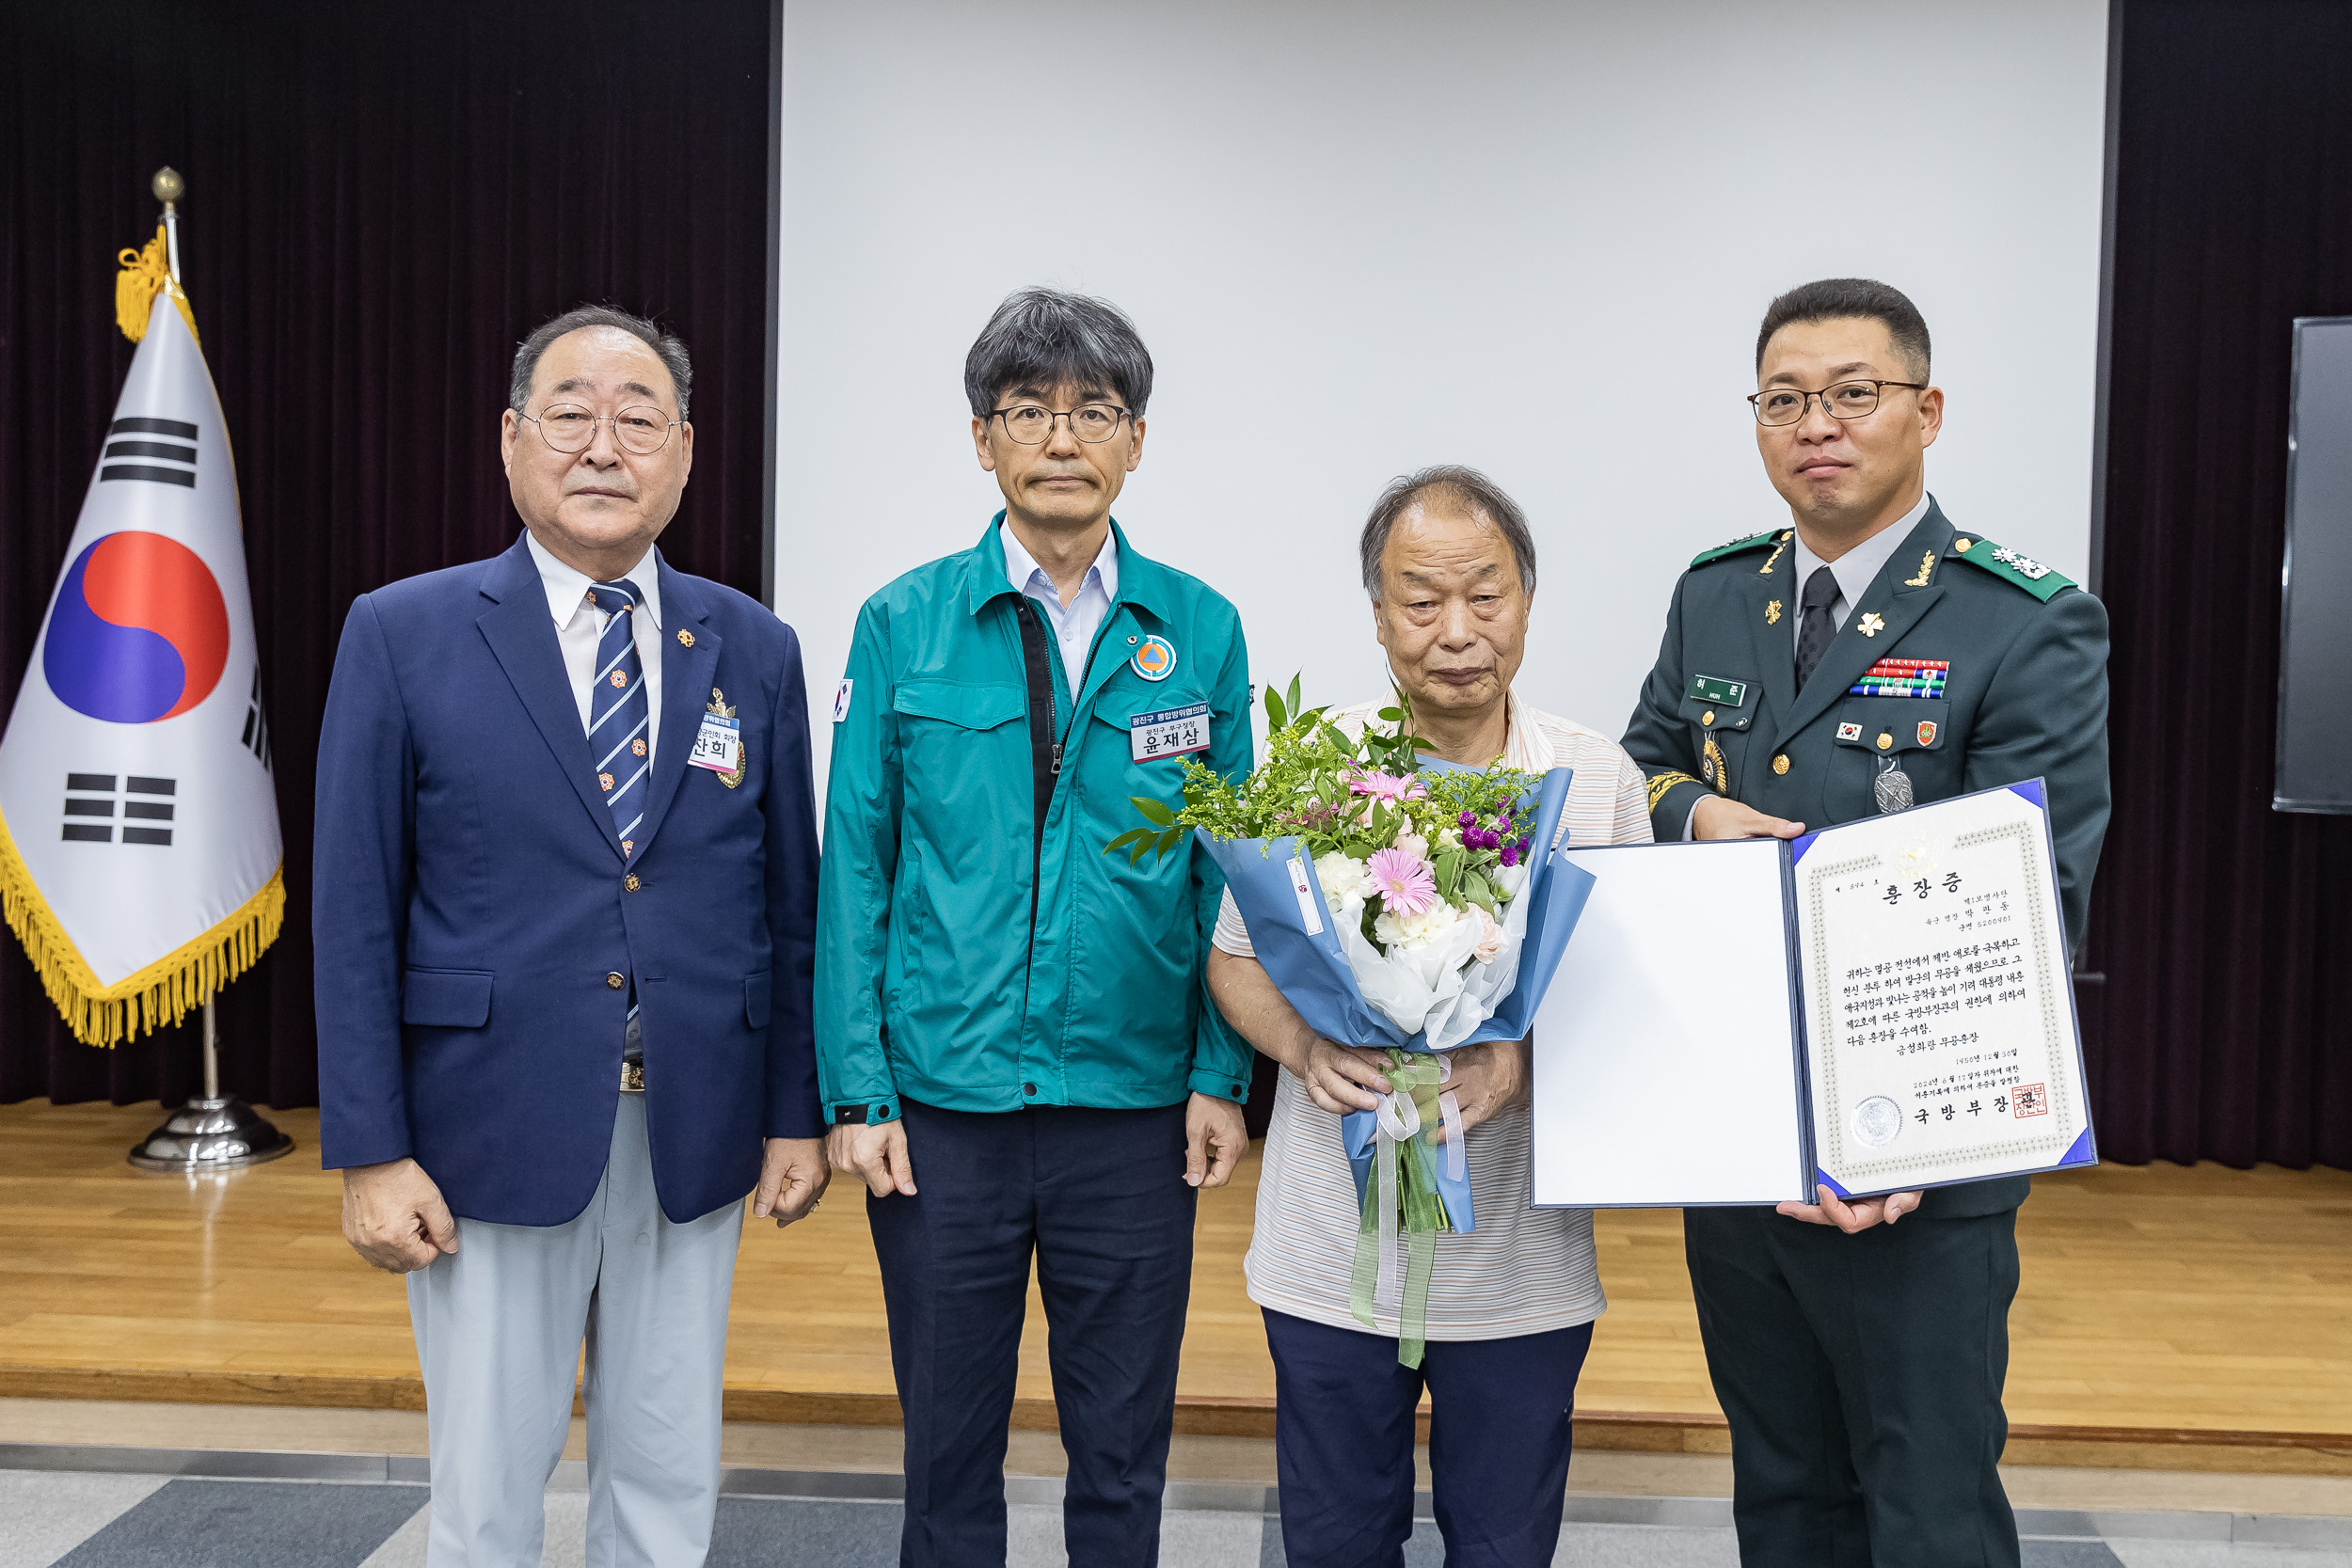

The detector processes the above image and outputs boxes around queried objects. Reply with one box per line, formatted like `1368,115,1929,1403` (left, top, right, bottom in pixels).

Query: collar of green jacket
960,512,1179,625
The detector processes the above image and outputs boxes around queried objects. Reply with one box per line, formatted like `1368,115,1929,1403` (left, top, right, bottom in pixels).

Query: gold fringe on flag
116,226,199,346
0,804,280,1047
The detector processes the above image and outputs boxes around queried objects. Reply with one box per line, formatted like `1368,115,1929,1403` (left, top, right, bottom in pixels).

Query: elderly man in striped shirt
1206,466,1653,1568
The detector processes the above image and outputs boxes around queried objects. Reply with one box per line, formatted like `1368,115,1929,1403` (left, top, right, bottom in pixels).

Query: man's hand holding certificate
1530,781,2094,1209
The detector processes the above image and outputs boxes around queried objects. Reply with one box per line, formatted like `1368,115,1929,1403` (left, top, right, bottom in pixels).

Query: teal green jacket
814,516,1254,1124
1621,499,2110,1219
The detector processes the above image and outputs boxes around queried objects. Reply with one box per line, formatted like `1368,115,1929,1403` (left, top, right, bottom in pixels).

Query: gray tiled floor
8,1469,2351,1567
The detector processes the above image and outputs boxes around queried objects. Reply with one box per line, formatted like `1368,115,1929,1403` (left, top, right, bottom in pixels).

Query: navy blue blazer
313,532,821,1225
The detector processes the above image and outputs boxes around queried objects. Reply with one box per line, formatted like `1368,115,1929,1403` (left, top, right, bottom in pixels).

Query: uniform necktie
585,580,651,858
1794,564,1840,690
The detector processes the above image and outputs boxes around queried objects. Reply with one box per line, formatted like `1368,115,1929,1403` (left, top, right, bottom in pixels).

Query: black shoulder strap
1014,598,1058,848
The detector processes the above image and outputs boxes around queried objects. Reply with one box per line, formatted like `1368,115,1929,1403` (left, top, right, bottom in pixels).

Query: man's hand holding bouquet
1110,678,1596,1364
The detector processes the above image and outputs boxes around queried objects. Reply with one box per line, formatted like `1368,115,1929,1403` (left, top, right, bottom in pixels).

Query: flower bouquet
1108,678,1596,1363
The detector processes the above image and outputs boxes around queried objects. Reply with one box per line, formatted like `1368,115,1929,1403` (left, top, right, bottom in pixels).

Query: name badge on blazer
690,714,740,773
692,687,746,787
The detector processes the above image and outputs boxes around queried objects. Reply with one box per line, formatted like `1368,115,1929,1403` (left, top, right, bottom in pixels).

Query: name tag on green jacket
1688,673,1750,707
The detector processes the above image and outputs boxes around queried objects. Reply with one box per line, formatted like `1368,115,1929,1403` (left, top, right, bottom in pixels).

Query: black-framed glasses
991,403,1131,445
521,403,682,454
1748,380,1926,427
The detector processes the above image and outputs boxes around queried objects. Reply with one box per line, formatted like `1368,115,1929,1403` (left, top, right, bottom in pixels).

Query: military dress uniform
1619,497,2109,1568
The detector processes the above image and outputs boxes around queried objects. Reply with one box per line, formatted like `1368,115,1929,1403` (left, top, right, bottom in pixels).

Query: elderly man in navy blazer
314,305,826,1568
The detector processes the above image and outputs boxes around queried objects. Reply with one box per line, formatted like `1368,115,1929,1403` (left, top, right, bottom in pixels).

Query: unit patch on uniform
1917,721,1938,747
1131,634,1177,682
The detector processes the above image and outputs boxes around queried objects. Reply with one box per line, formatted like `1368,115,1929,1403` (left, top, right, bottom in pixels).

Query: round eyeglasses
520,404,681,454
991,403,1132,445
1748,380,1926,427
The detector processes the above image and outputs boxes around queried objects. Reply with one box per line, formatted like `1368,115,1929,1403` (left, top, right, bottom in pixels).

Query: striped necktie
585,579,651,858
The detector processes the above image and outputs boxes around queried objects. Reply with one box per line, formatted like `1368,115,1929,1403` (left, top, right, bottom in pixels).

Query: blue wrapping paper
1200,765,1597,1231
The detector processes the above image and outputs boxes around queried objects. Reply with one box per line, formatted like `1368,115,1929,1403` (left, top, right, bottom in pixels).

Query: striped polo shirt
1213,695,1654,1340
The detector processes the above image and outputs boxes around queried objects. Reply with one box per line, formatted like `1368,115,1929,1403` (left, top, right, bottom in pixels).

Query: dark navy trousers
1263,1308,1596,1568
868,1098,1198,1568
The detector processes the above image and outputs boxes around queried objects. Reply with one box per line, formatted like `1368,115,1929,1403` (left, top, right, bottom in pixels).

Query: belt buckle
620,1059,645,1094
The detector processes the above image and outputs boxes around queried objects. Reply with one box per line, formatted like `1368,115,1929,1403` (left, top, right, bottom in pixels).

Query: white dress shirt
1001,521,1117,695
1787,491,1931,652
526,531,664,766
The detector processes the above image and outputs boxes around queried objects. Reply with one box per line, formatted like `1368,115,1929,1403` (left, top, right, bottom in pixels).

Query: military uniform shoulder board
1947,536,2080,603
1689,528,1791,569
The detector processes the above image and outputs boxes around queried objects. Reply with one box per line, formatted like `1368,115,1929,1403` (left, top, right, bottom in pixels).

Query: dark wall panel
2090,0,2352,1166
0,1,772,1106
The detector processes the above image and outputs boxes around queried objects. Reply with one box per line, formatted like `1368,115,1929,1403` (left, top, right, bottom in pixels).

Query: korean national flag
0,286,282,1045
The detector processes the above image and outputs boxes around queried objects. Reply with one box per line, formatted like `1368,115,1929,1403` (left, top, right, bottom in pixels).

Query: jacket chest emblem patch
1132,635,1177,681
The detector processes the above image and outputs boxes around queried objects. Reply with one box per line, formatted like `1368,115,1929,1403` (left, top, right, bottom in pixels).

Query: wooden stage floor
3,1101,2349,1473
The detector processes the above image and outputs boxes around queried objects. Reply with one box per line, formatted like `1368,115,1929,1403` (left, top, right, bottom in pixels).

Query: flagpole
126,166,292,1175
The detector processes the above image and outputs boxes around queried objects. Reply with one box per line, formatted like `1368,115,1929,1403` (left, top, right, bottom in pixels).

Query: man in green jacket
816,288,1253,1567
1621,277,2110,1568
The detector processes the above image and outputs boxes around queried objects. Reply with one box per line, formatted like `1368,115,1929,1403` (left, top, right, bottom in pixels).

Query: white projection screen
771,1,2110,805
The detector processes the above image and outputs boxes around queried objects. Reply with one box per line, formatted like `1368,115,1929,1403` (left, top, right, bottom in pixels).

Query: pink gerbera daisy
1348,770,1426,802
1367,847,1438,915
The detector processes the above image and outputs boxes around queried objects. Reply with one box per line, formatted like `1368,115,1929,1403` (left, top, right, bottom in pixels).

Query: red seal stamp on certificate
2013,1084,2049,1118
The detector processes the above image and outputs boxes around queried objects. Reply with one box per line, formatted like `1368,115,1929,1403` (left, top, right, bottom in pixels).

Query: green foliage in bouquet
1104,674,1541,927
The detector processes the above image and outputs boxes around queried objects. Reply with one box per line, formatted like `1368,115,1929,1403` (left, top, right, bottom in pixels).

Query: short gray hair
964,287,1152,419
510,305,692,420
1359,465,1538,601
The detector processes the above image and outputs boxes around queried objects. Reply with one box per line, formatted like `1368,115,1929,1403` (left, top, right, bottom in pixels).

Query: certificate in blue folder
1529,780,2096,1208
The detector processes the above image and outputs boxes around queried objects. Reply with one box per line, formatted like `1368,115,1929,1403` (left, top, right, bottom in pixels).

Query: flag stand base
128,1095,294,1171
124,999,294,1172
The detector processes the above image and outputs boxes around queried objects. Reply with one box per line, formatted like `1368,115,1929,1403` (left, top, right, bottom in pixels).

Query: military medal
1873,756,1914,814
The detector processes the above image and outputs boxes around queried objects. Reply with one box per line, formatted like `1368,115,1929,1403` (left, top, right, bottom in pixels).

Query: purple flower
1457,810,1478,829
1500,844,1520,868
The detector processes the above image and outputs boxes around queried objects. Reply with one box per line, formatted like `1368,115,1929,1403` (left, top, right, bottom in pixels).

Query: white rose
1468,903,1505,964
1392,831,1429,862
1375,899,1461,951
1313,850,1374,915
1437,826,1461,850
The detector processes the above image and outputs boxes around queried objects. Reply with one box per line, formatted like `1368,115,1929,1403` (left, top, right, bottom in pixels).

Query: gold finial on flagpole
151,166,183,284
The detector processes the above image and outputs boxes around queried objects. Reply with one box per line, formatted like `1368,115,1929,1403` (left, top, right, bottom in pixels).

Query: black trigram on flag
61,774,175,846
240,671,271,770
98,417,197,488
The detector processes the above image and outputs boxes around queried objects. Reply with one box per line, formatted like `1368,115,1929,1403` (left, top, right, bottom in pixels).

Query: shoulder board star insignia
1950,536,2079,602
1688,528,1788,569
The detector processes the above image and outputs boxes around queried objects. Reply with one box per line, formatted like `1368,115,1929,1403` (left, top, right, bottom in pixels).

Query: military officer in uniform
1620,277,2110,1567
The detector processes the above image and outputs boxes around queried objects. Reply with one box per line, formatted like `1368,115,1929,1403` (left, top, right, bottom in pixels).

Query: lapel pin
677,629,694,647
1857,611,1886,638
1766,599,1783,625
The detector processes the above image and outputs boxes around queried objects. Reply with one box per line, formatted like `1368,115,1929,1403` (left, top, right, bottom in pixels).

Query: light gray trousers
407,1093,741,1568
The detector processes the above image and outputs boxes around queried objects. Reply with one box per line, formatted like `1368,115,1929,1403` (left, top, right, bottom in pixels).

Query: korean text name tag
689,712,741,773
1130,702,1210,763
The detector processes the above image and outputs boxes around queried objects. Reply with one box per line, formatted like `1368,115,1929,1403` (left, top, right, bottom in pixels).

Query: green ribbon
1349,1050,1452,1368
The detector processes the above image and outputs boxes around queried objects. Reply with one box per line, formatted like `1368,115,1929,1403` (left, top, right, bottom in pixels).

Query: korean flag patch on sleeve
833,678,854,723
